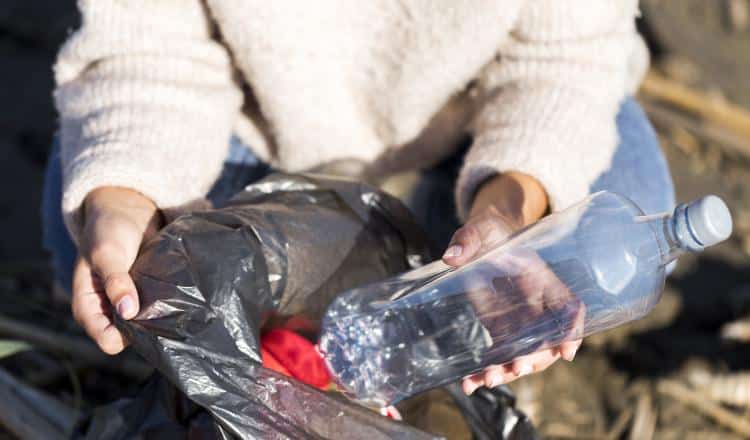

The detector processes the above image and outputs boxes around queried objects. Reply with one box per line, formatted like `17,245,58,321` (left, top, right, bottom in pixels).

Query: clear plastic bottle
318,192,733,406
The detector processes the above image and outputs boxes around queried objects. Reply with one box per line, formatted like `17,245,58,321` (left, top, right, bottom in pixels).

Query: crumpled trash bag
445,384,538,440
77,173,538,439
78,374,216,439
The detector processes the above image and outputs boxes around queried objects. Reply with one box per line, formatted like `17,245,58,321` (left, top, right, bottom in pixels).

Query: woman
43,0,674,395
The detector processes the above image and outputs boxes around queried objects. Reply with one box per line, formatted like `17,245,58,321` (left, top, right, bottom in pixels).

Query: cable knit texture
54,0,647,243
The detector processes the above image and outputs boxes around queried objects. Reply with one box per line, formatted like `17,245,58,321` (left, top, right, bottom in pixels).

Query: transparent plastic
319,191,732,406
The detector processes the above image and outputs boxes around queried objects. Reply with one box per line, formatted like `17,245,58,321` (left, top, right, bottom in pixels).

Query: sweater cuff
455,91,622,221
61,144,215,246
455,133,588,221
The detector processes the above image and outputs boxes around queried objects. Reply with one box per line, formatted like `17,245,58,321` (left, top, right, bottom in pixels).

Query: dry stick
657,380,750,437
541,426,604,440
640,70,750,142
0,314,151,379
640,99,750,161
725,0,750,31
689,370,750,407
629,390,656,440
605,406,634,440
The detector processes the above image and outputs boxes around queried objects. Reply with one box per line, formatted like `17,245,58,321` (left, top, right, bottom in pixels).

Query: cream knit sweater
54,0,648,243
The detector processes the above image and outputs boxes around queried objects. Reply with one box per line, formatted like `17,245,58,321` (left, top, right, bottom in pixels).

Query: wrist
469,172,548,227
84,187,161,228
87,186,156,210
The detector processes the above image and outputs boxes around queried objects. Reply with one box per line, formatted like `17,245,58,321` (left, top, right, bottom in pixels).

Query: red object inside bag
260,328,332,390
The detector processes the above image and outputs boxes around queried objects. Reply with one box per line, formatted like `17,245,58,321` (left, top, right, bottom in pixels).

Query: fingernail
487,375,502,388
443,245,463,258
563,349,577,362
116,296,136,319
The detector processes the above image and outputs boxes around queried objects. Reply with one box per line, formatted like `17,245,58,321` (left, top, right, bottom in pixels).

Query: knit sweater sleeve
455,0,645,219
54,0,242,244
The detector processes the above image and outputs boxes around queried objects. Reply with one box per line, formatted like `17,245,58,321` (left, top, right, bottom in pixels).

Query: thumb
442,223,483,267
81,188,160,322
88,241,140,320
443,210,517,267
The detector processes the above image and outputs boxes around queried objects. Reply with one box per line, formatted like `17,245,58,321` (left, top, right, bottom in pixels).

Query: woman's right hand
71,187,163,354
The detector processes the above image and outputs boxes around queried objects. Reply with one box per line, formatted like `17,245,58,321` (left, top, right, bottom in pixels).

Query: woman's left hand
444,172,583,395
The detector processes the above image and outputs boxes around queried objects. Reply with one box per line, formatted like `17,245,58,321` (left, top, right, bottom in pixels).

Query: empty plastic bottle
318,192,732,406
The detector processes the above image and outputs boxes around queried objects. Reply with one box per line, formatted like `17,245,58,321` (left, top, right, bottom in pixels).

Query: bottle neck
652,214,686,267
642,203,703,267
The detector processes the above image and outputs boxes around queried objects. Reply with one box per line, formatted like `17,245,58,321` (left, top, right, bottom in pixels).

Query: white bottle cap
685,195,732,247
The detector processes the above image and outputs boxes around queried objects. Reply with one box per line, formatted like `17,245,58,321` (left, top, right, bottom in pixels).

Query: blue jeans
42,97,675,292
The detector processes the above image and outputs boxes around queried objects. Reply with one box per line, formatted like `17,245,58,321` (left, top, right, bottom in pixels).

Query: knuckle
70,302,83,325
104,272,131,294
96,331,123,355
455,225,479,244
70,293,90,326
448,228,463,245
88,242,124,265
485,205,503,218
98,339,120,355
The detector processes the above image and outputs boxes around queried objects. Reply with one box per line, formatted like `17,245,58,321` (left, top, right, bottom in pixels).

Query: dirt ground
1,2,749,439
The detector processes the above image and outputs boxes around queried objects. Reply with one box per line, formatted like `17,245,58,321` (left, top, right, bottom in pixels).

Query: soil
641,0,750,109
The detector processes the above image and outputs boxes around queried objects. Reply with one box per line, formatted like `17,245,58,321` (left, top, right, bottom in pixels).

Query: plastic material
319,192,733,406
76,173,538,439
685,195,732,248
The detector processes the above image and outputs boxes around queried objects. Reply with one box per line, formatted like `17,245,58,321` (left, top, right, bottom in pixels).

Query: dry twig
688,370,750,407
721,317,750,343
629,390,656,440
658,380,750,437
605,406,633,440
641,100,750,161
724,0,750,31
640,70,750,143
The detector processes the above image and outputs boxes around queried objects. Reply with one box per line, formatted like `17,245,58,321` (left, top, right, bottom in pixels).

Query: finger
481,364,516,388
555,296,586,361
506,253,554,315
471,208,517,248
88,242,140,320
443,224,483,266
514,275,545,316
510,348,561,377
559,339,583,362
72,258,128,354
463,363,517,393
569,298,587,340
515,264,580,336
462,373,485,395
461,367,504,396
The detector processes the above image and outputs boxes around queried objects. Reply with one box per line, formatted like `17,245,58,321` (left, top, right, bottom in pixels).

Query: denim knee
590,97,676,215
41,139,77,293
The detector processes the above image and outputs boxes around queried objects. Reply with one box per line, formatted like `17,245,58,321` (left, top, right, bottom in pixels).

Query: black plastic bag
79,374,216,439
117,173,437,439
78,173,538,439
